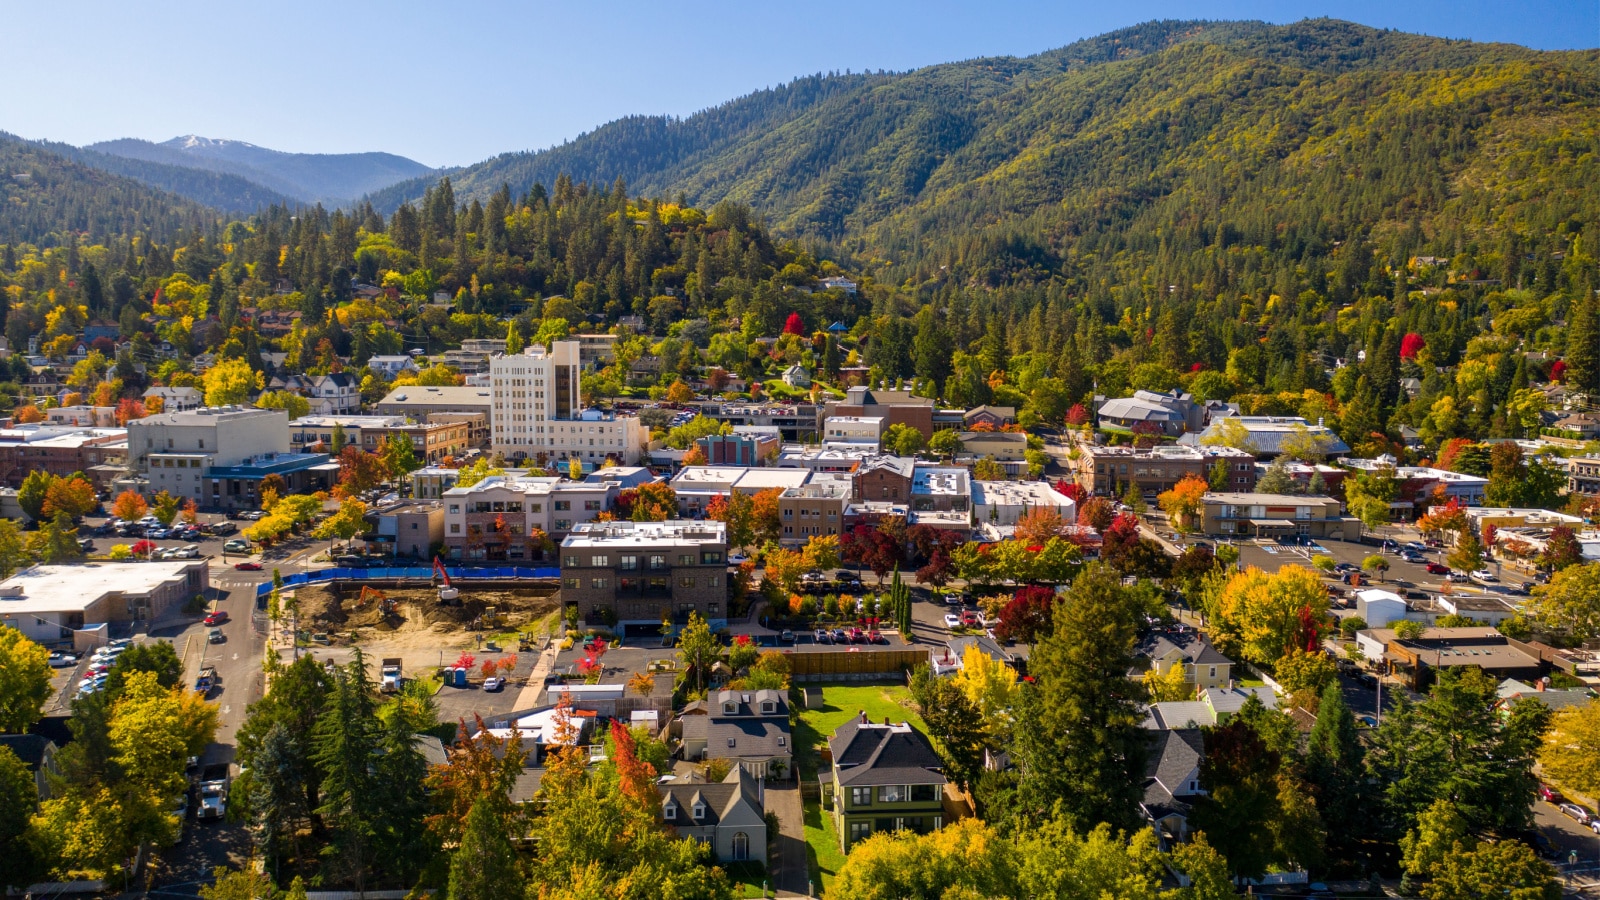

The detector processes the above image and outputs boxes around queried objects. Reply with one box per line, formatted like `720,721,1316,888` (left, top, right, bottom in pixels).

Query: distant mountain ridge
88,135,435,206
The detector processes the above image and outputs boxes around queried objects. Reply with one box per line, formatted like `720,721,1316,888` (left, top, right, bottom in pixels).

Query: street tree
1526,562,1600,641
1539,699,1600,799
0,625,50,733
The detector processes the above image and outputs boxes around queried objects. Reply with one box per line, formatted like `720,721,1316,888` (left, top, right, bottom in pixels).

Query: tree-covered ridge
0,132,218,245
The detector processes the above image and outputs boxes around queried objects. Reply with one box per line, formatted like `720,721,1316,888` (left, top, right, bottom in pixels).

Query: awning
1248,519,1296,529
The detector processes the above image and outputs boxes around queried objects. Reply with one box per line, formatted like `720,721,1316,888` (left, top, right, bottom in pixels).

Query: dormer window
727,738,737,748
692,802,706,821
761,701,776,715
663,802,677,820
723,702,738,714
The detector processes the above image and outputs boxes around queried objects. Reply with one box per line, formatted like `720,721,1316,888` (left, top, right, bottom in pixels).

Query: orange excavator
433,556,460,604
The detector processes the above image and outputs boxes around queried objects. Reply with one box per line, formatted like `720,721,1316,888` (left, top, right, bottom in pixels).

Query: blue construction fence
255,566,561,597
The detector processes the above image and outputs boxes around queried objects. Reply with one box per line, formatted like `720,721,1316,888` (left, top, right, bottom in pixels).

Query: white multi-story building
490,341,648,469
126,407,289,503
440,474,618,560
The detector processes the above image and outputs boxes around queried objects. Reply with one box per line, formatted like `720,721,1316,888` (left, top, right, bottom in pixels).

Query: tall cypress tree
1304,683,1366,861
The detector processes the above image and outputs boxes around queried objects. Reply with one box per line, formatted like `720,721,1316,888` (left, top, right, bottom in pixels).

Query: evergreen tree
1304,683,1366,861
447,797,523,900
1567,292,1600,398
312,652,382,892
1013,564,1147,832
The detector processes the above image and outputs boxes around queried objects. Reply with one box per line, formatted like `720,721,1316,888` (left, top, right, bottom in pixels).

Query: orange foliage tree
1157,474,1210,533
111,489,149,521
114,397,148,425
423,714,528,844
43,476,98,519
12,405,44,424
1013,507,1066,545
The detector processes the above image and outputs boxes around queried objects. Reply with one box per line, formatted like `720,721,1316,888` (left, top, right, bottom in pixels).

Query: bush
108,543,133,560
1340,616,1367,637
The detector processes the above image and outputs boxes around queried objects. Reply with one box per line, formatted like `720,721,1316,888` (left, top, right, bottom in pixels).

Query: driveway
766,784,811,898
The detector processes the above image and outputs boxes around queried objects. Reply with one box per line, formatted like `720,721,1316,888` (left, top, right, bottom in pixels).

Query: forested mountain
89,135,434,206
368,18,1599,282
0,132,218,245
37,139,296,214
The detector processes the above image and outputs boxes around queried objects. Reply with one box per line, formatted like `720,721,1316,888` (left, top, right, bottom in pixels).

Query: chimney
884,717,892,726
858,709,868,725
1538,676,1548,692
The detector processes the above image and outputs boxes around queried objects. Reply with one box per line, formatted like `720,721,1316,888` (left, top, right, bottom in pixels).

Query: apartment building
1567,455,1600,499
1197,492,1362,540
559,520,729,634
490,341,649,468
1075,444,1257,497
669,466,812,516
699,402,821,442
441,474,618,559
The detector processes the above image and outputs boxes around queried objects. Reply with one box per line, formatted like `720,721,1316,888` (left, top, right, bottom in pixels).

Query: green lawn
794,683,925,892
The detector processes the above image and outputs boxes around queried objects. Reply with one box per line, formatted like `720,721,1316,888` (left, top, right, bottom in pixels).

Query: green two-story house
820,713,948,852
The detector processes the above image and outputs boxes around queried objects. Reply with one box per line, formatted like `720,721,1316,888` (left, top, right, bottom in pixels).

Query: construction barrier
258,566,560,596
784,647,930,681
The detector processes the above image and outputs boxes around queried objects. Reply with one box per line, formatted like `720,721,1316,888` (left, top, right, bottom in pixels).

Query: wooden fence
784,648,929,681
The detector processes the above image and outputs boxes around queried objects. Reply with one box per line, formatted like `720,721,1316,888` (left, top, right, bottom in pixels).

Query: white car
942,613,962,630
482,676,504,692
728,552,749,565
1471,569,1497,582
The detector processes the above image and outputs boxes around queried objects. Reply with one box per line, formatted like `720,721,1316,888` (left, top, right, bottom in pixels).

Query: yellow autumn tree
1202,565,1328,666
952,645,1017,738
1142,661,1194,702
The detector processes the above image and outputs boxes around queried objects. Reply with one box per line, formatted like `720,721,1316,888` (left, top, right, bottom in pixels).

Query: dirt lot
292,582,561,653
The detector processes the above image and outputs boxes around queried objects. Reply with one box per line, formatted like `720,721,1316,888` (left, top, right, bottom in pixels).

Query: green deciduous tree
1527,562,1600,641
0,626,50,733
0,746,42,890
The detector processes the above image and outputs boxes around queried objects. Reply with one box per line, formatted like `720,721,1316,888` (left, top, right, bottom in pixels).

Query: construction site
287,579,563,658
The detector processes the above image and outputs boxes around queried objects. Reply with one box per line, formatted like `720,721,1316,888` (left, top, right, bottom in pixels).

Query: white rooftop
973,480,1074,506
912,466,970,496
0,562,205,615
562,519,727,548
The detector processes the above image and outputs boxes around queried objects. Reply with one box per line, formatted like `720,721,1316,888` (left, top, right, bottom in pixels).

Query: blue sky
1,0,1592,168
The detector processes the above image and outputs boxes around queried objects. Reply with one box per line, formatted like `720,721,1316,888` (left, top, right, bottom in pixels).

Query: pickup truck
381,658,403,693
195,665,218,695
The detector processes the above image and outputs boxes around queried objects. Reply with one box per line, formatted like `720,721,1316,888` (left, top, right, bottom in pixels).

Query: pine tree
1567,292,1600,398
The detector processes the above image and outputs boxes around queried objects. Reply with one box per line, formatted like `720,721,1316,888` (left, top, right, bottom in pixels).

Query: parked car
482,676,504,692
1558,803,1593,825
223,539,251,553
847,628,867,644
1334,562,1358,573
829,628,848,644
1531,833,1561,859
174,544,201,559
1400,553,1425,564
813,629,832,644
1403,541,1427,552
1446,572,1470,583
960,610,982,629
77,538,95,552
1538,784,1564,804
727,552,749,565
943,613,962,629
203,610,229,626
1426,562,1450,575
1471,569,1497,582
207,628,225,644
48,651,78,667
234,561,262,571
869,631,889,644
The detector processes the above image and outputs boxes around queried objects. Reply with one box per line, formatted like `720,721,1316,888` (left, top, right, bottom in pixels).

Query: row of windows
564,552,723,568
848,784,940,805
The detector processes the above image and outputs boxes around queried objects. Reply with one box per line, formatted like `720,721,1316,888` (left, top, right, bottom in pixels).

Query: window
678,576,696,588
591,555,609,567
879,785,906,803
563,577,579,589
564,555,579,567
692,803,706,821
761,701,776,714
702,551,722,564
678,554,695,566
554,500,571,511
1208,666,1216,678
620,555,639,570
649,555,666,570
590,577,608,590
585,500,602,511
732,832,749,861
663,803,676,820
448,504,460,513
849,822,872,842
450,524,460,534
850,787,872,806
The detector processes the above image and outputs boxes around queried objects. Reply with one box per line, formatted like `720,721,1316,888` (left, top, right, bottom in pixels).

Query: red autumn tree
335,445,391,498
1100,513,1142,563
842,524,903,584
1551,359,1567,383
1399,332,1426,360
1077,496,1116,532
782,312,805,336
114,397,148,425
1054,479,1087,504
609,719,660,809
578,639,608,678
994,585,1058,643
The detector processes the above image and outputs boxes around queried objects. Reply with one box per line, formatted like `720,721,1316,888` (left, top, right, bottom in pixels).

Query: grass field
795,682,925,892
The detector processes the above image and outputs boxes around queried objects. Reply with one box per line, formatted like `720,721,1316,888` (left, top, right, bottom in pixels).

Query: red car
847,628,867,644
1539,783,1565,804
1426,562,1450,575
234,561,262,571
203,611,229,626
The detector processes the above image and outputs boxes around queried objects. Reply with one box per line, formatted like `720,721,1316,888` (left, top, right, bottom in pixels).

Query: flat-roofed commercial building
778,474,852,548
288,414,472,464
560,520,728,634
1197,492,1362,541
0,426,127,490
973,480,1076,526
1075,444,1257,497
0,561,210,644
